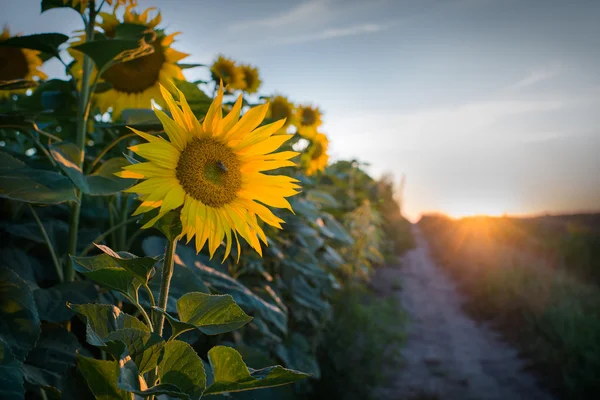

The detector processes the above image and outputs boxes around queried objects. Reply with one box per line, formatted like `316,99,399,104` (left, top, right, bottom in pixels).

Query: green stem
79,216,140,256
118,193,129,250
148,238,177,392
154,238,177,336
29,205,63,282
66,0,97,282
133,293,154,332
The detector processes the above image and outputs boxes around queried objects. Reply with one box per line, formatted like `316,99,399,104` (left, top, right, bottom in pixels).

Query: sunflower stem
29,205,64,283
154,238,177,336
66,0,96,282
148,237,177,392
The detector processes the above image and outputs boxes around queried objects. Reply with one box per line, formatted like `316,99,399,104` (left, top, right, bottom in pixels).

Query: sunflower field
0,1,411,399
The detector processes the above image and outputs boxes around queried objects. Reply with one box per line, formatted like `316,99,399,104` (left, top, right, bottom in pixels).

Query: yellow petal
224,103,269,142
233,118,286,151
203,82,224,134
236,134,293,157
154,108,190,151
129,142,179,169
220,94,243,135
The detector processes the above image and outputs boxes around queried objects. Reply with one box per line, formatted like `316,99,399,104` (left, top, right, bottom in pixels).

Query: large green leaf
155,292,252,338
70,247,157,300
0,268,40,361
306,189,339,208
0,338,24,400
76,354,130,400
120,340,207,399
103,328,164,374
204,346,309,395
49,142,135,195
87,157,136,195
68,303,149,347
34,281,97,323
71,37,154,73
0,151,77,204
0,33,68,59
22,325,80,389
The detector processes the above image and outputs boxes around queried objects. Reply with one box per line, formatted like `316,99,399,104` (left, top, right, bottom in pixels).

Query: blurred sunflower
117,82,300,259
240,64,261,94
210,55,245,91
295,105,322,139
70,5,188,118
303,133,329,176
0,26,47,99
266,95,295,130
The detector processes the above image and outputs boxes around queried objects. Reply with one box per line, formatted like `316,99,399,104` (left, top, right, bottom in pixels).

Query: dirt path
372,227,555,400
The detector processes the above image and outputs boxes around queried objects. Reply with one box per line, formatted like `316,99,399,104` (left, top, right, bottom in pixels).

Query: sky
2,0,600,221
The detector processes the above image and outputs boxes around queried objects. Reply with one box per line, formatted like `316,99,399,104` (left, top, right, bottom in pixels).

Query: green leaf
121,108,160,125
70,249,157,300
87,157,136,195
76,353,130,400
0,33,69,59
103,328,164,374
155,292,252,338
0,268,40,361
0,338,24,400
22,325,80,389
177,63,206,69
319,213,353,244
151,209,183,242
204,346,309,395
306,189,339,208
0,150,78,204
71,38,154,73
0,79,38,91
117,340,206,399
49,142,135,195
61,366,95,400
33,282,97,323
68,303,149,347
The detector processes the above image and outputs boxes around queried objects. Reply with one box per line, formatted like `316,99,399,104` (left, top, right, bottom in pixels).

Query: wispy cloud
228,0,332,32
225,0,388,48
509,65,562,90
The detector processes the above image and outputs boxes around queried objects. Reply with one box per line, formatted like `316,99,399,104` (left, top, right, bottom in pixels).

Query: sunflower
0,27,47,99
295,105,322,140
240,64,261,94
70,5,188,118
266,95,295,130
210,55,245,91
117,82,301,260
303,133,329,176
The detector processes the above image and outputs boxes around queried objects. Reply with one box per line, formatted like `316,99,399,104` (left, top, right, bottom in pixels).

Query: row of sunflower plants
0,1,397,399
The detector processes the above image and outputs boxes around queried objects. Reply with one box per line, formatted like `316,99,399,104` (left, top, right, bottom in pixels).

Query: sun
444,203,508,219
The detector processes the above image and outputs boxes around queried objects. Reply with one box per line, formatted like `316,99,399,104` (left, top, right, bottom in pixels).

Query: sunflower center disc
0,47,29,81
101,40,165,94
301,108,316,126
311,142,324,159
270,100,292,121
176,138,242,207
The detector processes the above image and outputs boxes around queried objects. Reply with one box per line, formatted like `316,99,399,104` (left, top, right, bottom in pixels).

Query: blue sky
3,0,600,220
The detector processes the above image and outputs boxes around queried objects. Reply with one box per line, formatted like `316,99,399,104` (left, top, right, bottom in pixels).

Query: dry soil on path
372,227,555,400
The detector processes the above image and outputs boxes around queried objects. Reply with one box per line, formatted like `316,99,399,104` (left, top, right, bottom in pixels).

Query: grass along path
372,226,555,400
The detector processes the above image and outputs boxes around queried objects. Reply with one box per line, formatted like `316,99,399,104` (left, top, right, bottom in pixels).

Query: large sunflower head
240,64,261,94
0,26,48,99
266,95,295,130
303,133,329,176
117,82,301,260
210,55,245,91
70,5,188,118
295,105,322,140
